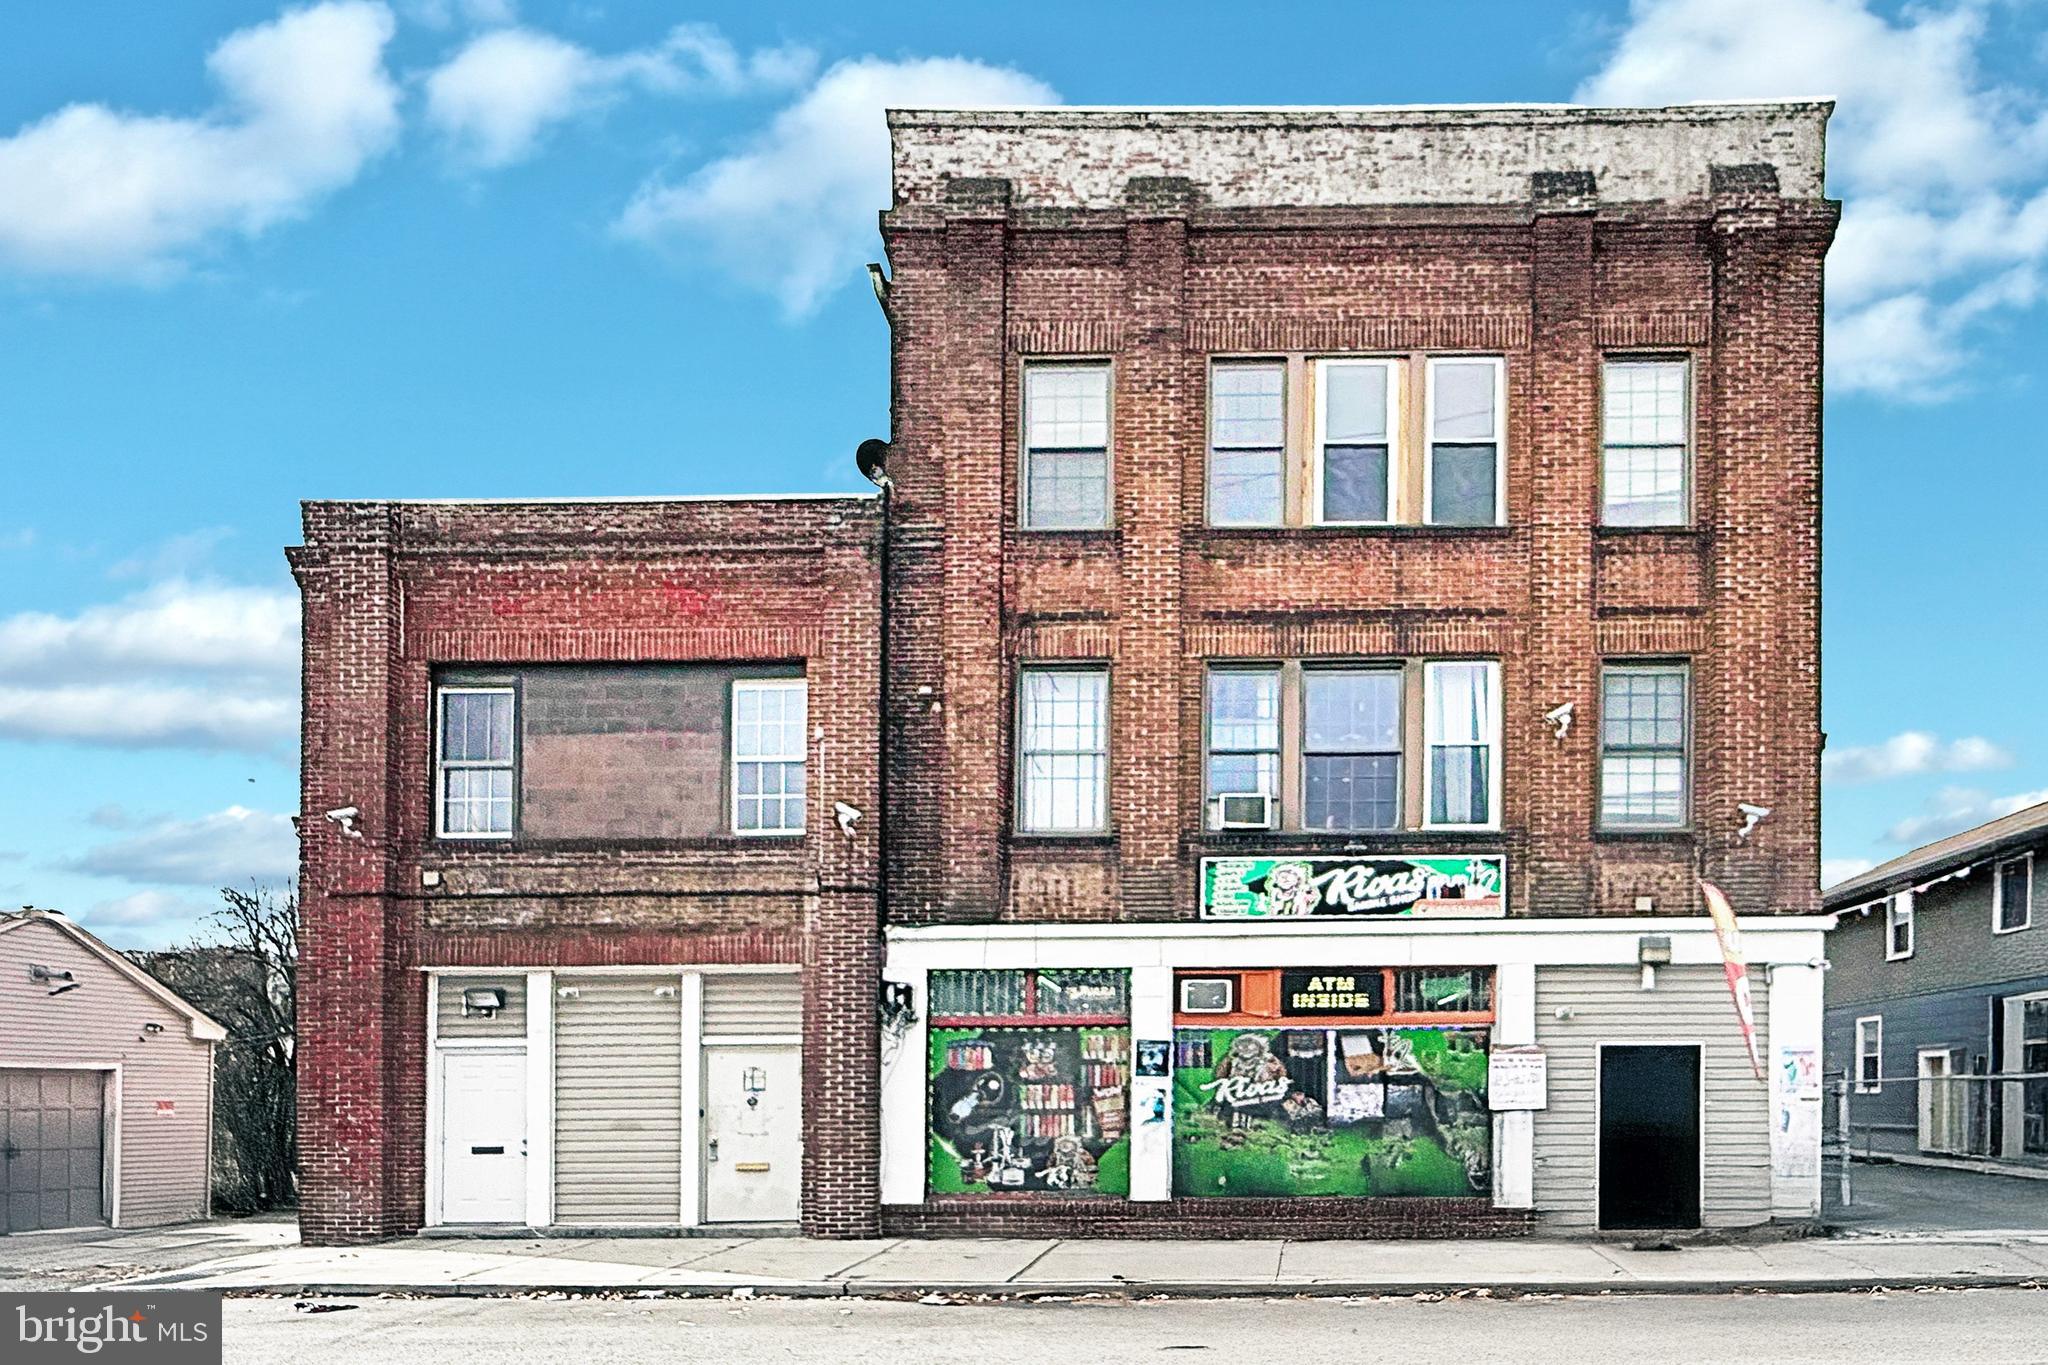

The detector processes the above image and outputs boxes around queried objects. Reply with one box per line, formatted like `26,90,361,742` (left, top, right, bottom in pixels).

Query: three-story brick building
295,101,1836,1245
873,103,1837,1237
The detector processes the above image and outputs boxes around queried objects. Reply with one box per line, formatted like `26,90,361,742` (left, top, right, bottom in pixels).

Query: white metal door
703,1046,800,1223
440,1049,527,1224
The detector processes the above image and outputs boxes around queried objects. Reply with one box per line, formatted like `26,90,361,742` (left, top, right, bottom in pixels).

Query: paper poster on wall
1487,1045,1547,1111
928,1026,1131,1196
1774,1045,1822,1179
1170,1026,1490,1198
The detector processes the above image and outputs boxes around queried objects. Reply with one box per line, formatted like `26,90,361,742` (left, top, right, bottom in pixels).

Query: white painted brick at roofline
888,104,1830,209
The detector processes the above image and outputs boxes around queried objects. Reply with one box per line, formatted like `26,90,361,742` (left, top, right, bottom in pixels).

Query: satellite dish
856,438,891,489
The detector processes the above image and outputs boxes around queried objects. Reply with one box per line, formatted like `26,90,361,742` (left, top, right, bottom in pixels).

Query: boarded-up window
436,663,801,842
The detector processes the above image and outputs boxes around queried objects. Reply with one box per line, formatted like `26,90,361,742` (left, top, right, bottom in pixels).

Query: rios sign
1201,855,1506,920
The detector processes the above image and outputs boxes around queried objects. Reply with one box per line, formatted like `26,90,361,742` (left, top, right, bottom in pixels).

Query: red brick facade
290,497,882,1243
295,104,1834,1246
879,153,1832,934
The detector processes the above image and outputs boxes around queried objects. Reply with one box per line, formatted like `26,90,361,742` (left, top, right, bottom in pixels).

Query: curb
150,1274,2048,1302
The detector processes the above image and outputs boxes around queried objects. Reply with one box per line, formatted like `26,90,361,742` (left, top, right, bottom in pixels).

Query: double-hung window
1314,359,1396,524
1885,894,1914,961
1425,357,1503,526
1996,855,2034,934
732,679,807,835
436,687,515,838
1600,664,1690,829
1023,363,1111,529
1302,669,1402,831
1018,667,1108,832
1424,661,1499,827
1209,362,1285,526
1602,359,1689,526
1855,1016,1883,1093
1205,668,1280,824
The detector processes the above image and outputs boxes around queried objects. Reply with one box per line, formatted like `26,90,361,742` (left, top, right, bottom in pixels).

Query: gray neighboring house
0,909,226,1233
1824,801,2048,1166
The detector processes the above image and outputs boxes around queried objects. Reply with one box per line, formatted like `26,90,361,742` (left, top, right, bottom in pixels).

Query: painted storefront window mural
927,969,1131,1195
1171,1026,1490,1197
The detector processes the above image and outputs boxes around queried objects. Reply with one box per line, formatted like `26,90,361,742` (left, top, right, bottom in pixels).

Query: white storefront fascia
879,916,1831,1221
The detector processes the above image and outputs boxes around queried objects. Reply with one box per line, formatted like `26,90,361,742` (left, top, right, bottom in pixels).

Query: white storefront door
439,1048,527,1223
703,1045,801,1223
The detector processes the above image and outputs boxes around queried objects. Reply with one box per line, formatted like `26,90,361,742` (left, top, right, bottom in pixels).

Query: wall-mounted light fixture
1638,934,1672,991
29,964,79,996
462,986,508,1017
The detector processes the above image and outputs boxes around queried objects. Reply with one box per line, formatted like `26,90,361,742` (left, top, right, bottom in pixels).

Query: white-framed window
1302,667,1403,831
1423,660,1500,828
1599,663,1690,829
1209,361,1286,527
1855,1015,1883,1093
1313,358,1398,525
1022,362,1111,529
435,686,516,839
1601,359,1690,526
1995,854,2034,934
1424,356,1504,527
732,679,807,835
1885,893,1915,961
1204,667,1280,825
1018,666,1108,832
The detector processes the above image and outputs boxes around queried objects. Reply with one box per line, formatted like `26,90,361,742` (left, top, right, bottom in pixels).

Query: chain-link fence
1824,1066,2048,1205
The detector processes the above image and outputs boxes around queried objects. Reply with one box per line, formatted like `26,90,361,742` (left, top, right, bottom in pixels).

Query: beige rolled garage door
552,977,682,1225
2,1070,106,1235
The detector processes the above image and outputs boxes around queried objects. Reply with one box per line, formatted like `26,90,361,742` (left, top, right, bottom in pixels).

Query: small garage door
2,1070,106,1235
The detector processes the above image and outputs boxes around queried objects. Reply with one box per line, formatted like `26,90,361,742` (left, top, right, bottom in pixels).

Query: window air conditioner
1180,977,1236,1014
1213,792,1275,830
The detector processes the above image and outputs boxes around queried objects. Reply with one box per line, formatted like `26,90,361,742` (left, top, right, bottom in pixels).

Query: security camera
1737,803,1772,840
1543,702,1574,740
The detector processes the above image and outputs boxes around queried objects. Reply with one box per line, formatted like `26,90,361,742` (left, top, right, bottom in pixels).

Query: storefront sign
1201,855,1506,920
1486,1045,1547,1111
1279,970,1385,1017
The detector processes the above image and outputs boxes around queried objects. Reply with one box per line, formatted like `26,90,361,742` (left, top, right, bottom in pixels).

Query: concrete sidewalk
108,1229,2048,1299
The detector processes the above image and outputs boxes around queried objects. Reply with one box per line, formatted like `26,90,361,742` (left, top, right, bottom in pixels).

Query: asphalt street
222,1289,2048,1364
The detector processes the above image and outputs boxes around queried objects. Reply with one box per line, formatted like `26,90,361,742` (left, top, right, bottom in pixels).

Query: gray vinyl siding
702,974,802,1038
1828,842,2048,1008
1822,973,2048,1159
551,976,681,1225
436,975,527,1040
0,917,214,1230
1532,965,1772,1231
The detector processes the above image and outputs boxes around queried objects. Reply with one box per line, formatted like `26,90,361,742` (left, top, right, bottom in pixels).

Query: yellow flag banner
1701,880,1764,1080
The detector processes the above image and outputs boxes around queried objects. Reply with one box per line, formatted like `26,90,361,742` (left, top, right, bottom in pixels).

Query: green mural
1171,1027,1490,1198
927,1026,1130,1196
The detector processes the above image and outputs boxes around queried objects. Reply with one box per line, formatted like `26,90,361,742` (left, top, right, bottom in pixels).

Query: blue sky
3,0,2045,946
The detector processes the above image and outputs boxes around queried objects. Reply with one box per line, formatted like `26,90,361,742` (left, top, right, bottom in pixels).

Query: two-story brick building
295,101,1836,1245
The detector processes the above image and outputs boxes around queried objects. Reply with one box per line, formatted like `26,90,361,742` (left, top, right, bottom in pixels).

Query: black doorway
1598,1044,1702,1230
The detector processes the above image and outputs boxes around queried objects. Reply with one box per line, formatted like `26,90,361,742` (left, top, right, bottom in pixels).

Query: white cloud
1578,0,2048,398
1821,857,1875,888
84,890,215,929
0,1,401,280
1822,730,2014,785
617,56,1058,317
0,580,297,684
0,578,298,754
66,806,297,886
0,684,295,753
1883,785,2048,845
423,23,815,169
